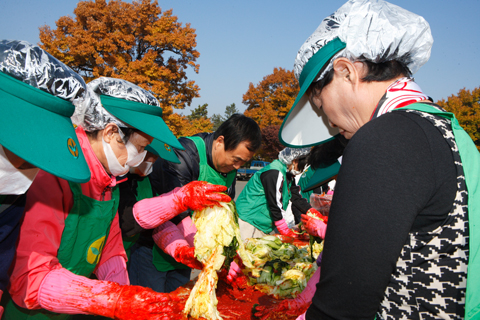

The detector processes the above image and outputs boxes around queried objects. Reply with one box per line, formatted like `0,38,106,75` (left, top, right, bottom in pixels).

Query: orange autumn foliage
39,0,200,136
243,67,299,129
436,87,480,151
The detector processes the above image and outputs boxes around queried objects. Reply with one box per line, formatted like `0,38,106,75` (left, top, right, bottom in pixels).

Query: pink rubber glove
225,260,249,289
301,213,327,239
296,312,307,320
177,216,197,247
226,261,242,282
254,267,321,320
38,268,183,319
95,256,129,285
274,218,298,238
153,222,202,270
133,181,231,229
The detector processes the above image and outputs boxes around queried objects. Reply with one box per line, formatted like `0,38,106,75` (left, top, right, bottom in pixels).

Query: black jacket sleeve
290,179,312,223
306,112,457,319
260,169,285,223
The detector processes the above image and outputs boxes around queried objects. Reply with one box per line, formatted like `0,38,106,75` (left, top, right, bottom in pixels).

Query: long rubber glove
153,221,203,270
301,213,327,239
177,216,197,247
37,268,183,319
133,181,231,229
95,256,129,285
255,266,321,320
275,218,298,238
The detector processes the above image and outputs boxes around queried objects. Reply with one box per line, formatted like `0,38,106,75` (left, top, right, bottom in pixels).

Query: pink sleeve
94,256,129,285
177,216,197,247
152,222,189,257
95,212,127,271
8,170,72,309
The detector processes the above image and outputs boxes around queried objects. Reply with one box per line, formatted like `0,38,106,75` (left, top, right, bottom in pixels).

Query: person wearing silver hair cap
3,77,231,319
270,0,480,319
0,39,91,317
236,147,327,241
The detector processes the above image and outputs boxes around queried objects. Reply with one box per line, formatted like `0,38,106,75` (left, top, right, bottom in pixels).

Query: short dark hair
214,114,262,152
310,58,411,96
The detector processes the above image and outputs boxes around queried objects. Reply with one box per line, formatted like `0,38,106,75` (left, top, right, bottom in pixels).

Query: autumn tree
39,0,200,135
436,87,480,151
211,103,239,131
243,67,299,129
258,125,284,162
182,103,213,136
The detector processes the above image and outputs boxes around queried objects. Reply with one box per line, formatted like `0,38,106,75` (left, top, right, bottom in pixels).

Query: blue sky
1,0,480,117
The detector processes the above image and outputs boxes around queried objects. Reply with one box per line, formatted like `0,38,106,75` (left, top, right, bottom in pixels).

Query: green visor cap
303,161,340,192
279,38,346,148
0,72,91,183
145,139,181,164
99,95,184,151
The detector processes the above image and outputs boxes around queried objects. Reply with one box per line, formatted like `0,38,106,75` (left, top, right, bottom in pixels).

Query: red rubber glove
274,218,298,238
301,213,327,239
38,268,184,319
153,222,203,270
173,246,203,270
179,181,231,211
305,208,328,223
226,261,243,283
112,285,184,320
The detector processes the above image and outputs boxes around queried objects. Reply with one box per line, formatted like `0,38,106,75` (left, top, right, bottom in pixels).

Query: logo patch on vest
67,137,79,158
164,143,171,152
87,236,106,264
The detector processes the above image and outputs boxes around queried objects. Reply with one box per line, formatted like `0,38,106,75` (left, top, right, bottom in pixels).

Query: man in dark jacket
127,114,262,292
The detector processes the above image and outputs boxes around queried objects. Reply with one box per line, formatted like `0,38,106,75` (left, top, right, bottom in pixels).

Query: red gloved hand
180,181,231,211
173,246,203,270
274,218,298,238
306,208,328,223
224,260,249,288
226,261,242,283
301,213,327,239
113,285,184,320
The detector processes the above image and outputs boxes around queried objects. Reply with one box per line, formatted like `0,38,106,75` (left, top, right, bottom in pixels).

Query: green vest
152,136,236,272
397,103,480,319
298,166,316,201
236,160,291,234
3,181,120,320
122,176,153,261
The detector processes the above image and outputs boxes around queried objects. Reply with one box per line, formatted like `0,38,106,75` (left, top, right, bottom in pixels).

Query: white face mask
118,128,147,168
130,161,154,177
102,135,130,177
0,145,39,195
125,141,147,167
102,127,148,177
